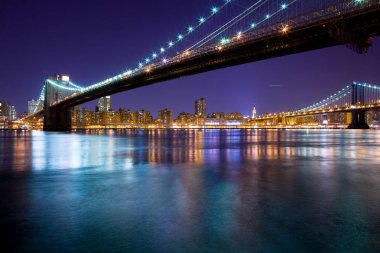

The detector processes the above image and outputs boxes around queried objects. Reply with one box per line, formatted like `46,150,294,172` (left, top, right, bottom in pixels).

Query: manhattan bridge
22,0,380,131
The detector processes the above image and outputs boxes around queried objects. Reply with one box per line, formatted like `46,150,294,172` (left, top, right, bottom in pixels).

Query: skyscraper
134,110,152,124
0,101,6,118
98,96,111,112
252,107,257,119
195,98,206,117
6,105,17,121
28,99,39,115
158,109,173,125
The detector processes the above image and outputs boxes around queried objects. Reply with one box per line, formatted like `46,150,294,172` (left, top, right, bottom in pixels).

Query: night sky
0,0,379,117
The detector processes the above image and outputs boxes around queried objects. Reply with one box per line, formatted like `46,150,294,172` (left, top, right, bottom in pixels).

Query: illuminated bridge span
23,0,380,131
254,82,380,129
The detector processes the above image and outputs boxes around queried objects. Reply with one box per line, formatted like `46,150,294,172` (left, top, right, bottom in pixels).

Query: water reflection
1,129,380,174
0,129,380,252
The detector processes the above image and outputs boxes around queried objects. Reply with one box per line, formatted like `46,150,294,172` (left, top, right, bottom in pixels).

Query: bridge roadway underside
44,7,380,131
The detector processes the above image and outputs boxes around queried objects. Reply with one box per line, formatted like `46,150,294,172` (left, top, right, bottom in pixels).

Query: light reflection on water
0,129,380,252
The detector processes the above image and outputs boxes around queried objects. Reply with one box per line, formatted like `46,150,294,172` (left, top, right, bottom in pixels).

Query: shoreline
1,126,379,131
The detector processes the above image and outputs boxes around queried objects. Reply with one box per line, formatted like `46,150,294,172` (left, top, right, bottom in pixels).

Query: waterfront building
211,112,225,119
225,112,243,120
195,98,206,117
108,110,119,124
158,109,173,125
134,110,152,124
119,109,134,124
205,118,224,126
252,107,257,119
72,107,95,126
6,105,17,121
0,101,6,120
175,112,196,125
98,96,111,112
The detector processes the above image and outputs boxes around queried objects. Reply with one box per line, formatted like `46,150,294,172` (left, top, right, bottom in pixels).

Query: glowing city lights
281,25,290,33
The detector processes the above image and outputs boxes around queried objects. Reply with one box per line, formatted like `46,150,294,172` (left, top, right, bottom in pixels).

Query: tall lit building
158,109,173,125
195,98,206,117
98,96,111,112
252,107,257,119
134,110,152,124
28,99,39,115
6,105,17,121
119,109,134,123
0,101,6,119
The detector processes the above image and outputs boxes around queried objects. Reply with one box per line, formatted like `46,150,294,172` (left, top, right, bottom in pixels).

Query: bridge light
236,31,242,39
250,23,256,28
177,34,183,41
162,58,168,63
281,3,287,9
168,41,174,47
138,62,143,68
152,53,157,59
265,14,270,19
281,25,289,33
145,58,150,63
220,37,230,45
199,17,205,24
211,7,219,14
160,47,165,53
188,26,194,33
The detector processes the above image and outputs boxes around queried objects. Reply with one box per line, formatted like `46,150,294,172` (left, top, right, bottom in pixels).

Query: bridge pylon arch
348,82,370,129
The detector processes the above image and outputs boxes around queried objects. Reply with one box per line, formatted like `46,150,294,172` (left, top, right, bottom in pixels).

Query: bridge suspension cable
135,0,234,70
84,0,301,91
35,0,379,105
187,0,270,50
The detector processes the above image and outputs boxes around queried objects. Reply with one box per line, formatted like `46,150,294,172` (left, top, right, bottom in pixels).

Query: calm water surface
1,129,380,253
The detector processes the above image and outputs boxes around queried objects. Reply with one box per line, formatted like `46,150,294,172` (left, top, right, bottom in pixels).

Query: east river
1,129,380,252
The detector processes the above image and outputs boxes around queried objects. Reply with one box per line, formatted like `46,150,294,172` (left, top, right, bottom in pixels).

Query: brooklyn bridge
22,0,380,130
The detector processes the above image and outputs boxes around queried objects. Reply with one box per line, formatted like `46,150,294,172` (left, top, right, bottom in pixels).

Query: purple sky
0,0,379,117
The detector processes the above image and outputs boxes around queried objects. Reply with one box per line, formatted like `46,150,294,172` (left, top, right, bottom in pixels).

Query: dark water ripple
0,129,380,253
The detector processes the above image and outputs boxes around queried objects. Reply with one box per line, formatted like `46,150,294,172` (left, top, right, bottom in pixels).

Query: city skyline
0,0,379,116
1,1,380,252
